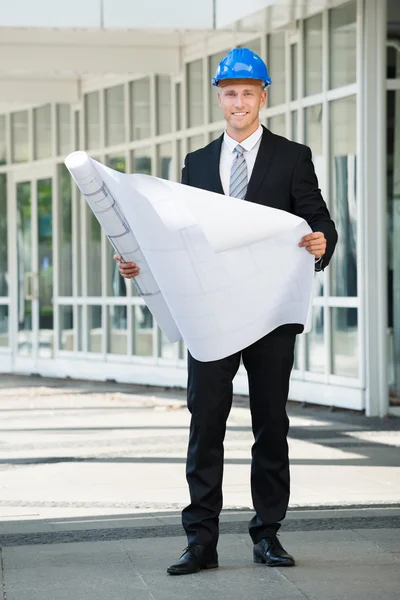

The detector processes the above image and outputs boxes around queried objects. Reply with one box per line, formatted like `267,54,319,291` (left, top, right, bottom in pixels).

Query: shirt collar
223,124,263,153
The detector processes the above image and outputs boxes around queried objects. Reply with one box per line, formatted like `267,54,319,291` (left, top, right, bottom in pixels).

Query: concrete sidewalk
0,374,399,599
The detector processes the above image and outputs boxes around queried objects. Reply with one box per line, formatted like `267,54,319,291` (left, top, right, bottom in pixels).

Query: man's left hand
299,232,326,259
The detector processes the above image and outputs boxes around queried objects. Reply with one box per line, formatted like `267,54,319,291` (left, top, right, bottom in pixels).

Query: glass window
387,90,400,405
132,147,152,175
306,306,324,373
387,0,400,78
267,32,286,106
105,85,125,147
74,110,80,150
57,104,71,156
11,111,29,163
88,305,103,353
0,305,8,347
0,115,6,165
16,182,33,356
268,114,286,137
176,82,183,130
109,305,128,354
305,104,324,297
291,111,298,142
187,59,204,127
0,174,7,297
34,105,52,160
37,178,54,358
329,1,357,89
209,50,229,123
210,130,223,142
87,210,102,296
158,142,172,180
156,75,172,135
304,14,323,96
106,153,126,173
291,44,298,101
330,96,357,297
133,304,153,356
59,306,74,351
332,307,358,377
85,92,100,149
58,165,73,296
188,135,204,153
130,78,151,141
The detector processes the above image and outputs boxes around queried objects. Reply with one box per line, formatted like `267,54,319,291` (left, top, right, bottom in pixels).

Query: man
115,48,337,575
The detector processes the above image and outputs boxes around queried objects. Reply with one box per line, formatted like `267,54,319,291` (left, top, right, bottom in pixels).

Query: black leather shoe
167,544,218,575
253,535,295,567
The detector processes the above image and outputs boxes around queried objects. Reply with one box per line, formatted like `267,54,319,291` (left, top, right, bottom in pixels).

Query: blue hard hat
212,47,272,88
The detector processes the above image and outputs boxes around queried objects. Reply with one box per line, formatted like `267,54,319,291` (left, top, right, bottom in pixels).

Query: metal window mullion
285,32,291,139
150,75,157,140
31,178,39,363
5,113,11,165
28,109,34,163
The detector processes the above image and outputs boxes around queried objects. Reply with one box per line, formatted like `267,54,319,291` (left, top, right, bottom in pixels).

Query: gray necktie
229,144,248,199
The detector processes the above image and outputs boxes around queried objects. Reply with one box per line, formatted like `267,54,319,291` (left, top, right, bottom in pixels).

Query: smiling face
217,79,267,141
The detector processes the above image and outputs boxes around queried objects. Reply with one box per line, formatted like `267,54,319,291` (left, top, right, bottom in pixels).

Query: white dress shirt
219,124,263,196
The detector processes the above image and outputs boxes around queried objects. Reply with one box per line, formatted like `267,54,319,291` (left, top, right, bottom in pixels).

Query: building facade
0,0,398,416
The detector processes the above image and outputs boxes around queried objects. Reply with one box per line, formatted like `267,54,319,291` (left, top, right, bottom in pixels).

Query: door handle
24,272,33,301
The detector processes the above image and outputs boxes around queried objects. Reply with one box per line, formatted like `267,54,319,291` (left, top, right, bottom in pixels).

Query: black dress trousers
182,329,296,547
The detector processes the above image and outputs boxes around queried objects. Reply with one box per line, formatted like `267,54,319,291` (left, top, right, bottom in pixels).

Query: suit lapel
245,126,277,201
207,135,224,194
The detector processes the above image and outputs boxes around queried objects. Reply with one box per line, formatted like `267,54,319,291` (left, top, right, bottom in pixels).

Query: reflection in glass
16,182,33,356
291,112,298,142
306,306,324,373
209,50,229,122
11,111,29,163
88,305,103,353
0,115,6,165
332,308,358,377
58,165,73,296
0,305,8,347
188,136,204,153
59,305,74,351
134,304,153,356
0,174,8,296
157,75,172,135
106,154,126,173
330,97,357,297
329,1,357,89
57,104,71,156
187,60,204,127
291,44,298,100
158,142,172,180
87,209,102,296
268,114,286,137
37,179,54,358
387,0,400,77
267,33,286,106
85,92,100,149
132,147,152,175
304,14,322,96
109,305,128,354
105,85,125,146
34,105,52,160
305,104,325,297
130,78,151,141
387,90,400,404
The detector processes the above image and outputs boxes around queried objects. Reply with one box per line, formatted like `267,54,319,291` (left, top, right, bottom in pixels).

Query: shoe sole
167,562,219,576
254,556,295,567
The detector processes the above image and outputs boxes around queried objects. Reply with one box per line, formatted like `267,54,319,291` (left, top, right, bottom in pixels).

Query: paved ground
0,374,399,599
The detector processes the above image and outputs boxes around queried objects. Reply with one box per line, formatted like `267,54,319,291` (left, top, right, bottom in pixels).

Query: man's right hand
113,254,140,279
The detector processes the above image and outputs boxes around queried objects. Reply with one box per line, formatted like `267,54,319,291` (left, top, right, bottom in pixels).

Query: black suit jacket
181,126,337,272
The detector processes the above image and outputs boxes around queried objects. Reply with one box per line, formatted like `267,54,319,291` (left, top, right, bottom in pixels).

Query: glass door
13,172,54,369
